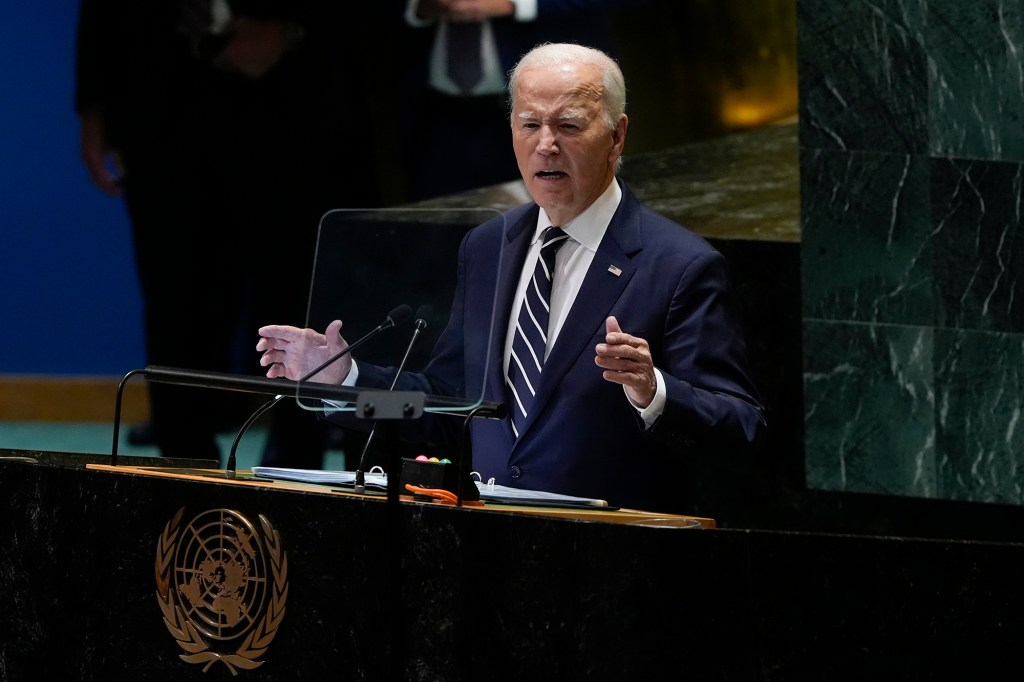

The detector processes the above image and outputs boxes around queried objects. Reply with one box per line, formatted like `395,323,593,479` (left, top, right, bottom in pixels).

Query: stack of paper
251,467,608,508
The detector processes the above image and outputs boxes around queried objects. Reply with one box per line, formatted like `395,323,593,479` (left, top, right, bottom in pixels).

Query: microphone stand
353,308,430,498
111,368,147,465
224,396,281,479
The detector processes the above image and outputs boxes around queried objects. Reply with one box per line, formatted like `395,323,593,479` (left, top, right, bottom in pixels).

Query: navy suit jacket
356,181,765,513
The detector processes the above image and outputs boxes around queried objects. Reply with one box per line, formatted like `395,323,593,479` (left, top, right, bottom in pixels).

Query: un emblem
155,508,288,674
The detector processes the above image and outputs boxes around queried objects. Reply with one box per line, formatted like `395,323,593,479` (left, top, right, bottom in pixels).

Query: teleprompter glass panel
293,208,505,416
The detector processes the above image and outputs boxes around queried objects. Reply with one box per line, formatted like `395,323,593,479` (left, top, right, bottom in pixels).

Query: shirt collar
535,179,622,252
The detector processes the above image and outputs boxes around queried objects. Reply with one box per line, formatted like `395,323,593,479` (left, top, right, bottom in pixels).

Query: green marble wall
799,0,1024,502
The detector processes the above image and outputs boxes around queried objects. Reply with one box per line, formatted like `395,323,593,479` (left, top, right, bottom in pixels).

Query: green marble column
800,0,1024,503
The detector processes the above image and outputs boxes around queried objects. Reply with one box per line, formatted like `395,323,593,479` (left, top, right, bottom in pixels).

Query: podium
0,451,708,681
4,449,1024,681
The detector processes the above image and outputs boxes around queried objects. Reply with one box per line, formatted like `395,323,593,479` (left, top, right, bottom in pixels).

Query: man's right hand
257,319,351,384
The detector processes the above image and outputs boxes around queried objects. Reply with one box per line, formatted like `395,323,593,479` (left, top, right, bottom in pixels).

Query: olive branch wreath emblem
155,507,289,675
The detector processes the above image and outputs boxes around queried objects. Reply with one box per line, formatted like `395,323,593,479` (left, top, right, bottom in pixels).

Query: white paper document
251,467,608,507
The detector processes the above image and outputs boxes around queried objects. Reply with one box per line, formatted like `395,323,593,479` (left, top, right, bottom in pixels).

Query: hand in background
216,17,301,79
417,0,515,22
79,107,123,197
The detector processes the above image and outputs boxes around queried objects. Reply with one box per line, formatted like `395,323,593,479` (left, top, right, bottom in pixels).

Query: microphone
224,304,413,478
353,305,431,494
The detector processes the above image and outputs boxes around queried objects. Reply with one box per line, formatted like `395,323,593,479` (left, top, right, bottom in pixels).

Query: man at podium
256,43,766,515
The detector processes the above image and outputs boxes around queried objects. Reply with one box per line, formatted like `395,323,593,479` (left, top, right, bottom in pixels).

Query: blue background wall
1,0,145,375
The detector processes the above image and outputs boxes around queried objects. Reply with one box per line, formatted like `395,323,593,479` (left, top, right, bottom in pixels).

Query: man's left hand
595,316,657,408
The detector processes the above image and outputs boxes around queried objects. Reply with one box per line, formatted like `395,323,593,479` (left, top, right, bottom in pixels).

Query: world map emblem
155,508,288,674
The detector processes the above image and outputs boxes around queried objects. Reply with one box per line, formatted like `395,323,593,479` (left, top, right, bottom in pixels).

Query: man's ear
611,114,628,157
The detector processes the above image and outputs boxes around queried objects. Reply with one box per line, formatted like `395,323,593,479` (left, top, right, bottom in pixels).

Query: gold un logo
155,507,288,674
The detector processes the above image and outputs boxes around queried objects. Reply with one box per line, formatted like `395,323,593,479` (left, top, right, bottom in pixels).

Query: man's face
511,62,627,226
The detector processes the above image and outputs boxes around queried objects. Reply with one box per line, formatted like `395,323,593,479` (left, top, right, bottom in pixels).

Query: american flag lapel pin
607,264,622,277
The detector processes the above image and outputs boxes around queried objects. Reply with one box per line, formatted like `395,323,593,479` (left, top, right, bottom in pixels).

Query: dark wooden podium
3,449,1024,681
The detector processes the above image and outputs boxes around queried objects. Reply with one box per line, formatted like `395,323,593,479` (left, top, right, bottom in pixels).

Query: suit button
509,466,521,479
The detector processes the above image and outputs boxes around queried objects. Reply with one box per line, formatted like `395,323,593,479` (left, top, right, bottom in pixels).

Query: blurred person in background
76,0,383,466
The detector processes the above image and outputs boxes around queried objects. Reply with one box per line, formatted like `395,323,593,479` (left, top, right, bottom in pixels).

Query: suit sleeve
649,249,767,452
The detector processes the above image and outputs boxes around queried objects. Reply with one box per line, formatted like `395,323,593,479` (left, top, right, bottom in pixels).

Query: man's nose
537,126,558,154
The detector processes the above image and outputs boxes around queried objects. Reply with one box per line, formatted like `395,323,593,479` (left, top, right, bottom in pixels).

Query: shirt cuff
512,0,537,20
343,360,359,386
322,360,359,412
626,368,666,429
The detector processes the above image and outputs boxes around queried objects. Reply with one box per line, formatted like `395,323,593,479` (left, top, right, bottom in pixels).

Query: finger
258,335,301,352
258,324,303,340
261,352,280,375
598,318,622,356
603,315,641,347
596,339,645,365
599,366,646,390
259,349,285,367
265,362,288,379
84,155,120,196
601,368,631,383
594,352,626,370
256,336,281,352
325,320,344,345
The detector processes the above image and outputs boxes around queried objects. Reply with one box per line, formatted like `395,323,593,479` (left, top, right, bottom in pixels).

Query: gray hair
507,43,627,130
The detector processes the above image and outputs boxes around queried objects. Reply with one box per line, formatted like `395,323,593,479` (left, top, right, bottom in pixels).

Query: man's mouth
536,170,567,179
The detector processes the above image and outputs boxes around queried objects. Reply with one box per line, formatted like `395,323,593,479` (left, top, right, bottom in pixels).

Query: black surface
3,451,1024,681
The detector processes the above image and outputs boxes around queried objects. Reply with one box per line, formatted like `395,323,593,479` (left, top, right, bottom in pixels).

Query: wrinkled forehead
513,63,604,113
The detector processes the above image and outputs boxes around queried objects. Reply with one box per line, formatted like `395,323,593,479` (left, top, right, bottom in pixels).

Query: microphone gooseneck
224,304,413,478
353,305,431,494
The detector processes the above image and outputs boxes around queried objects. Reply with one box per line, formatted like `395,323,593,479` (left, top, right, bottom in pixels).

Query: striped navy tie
507,226,569,437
